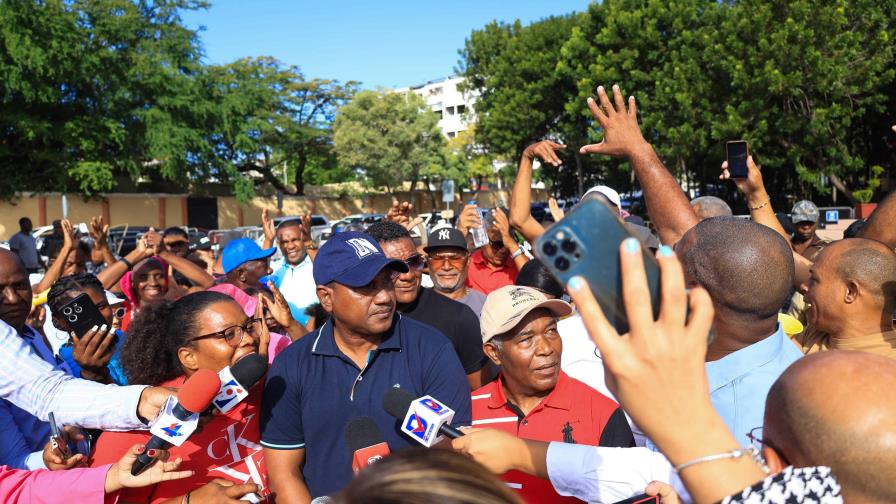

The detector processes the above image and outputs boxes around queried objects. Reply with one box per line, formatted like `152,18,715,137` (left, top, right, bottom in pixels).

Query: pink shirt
0,463,116,503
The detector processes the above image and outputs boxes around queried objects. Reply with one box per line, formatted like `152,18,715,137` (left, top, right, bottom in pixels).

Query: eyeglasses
113,307,126,319
183,318,262,348
428,253,467,267
489,240,505,250
745,427,777,473
404,254,425,271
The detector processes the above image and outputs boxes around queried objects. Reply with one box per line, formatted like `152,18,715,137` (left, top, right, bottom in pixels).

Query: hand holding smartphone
535,198,661,334
48,412,70,460
726,140,749,179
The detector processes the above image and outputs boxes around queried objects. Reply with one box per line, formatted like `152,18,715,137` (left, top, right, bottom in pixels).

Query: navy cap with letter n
313,231,409,287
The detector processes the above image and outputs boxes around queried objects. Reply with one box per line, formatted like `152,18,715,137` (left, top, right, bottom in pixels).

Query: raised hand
523,140,565,167
89,216,110,248
261,208,276,245
720,155,766,200
300,214,312,242
579,84,648,158
456,204,482,237
60,219,75,251
548,197,565,222
491,208,514,245
254,296,271,359
263,281,295,330
142,228,162,256
566,239,715,462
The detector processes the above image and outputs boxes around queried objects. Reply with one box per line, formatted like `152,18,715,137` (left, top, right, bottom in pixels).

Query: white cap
582,185,622,213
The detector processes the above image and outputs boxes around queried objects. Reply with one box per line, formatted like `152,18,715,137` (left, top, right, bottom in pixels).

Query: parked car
108,226,151,257
273,215,330,245
319,213,385,245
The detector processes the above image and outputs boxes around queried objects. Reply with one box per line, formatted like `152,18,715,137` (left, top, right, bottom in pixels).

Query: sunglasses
428,253,467,267
404,254,426,271
113,307,127,319
489,240,505,250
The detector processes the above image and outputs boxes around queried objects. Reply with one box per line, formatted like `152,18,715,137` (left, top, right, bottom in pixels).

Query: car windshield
311,217,327,226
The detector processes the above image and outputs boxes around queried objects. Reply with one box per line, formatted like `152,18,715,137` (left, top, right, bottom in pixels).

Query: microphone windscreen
382,387,415,420
344,416,385,456
231,353,268,389
178,368,221,413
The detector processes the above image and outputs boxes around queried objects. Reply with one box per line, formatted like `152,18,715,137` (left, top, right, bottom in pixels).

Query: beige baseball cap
480,285,573,344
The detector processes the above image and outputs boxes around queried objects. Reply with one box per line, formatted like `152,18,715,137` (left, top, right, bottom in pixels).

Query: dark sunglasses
404,254,426,271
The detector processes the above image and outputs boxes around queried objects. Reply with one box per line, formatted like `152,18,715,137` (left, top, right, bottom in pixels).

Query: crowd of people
0,83,894,504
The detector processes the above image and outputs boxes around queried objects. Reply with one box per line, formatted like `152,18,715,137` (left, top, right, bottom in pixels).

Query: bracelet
120,257,134,270
674,447,753,472
511,247,524,259
748,199,770,211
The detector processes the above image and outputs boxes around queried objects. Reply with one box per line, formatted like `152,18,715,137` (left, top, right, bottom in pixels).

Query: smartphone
726,140,749,178
535,198,661,335
58,293,108,338
48,412,69,459
612,494,660,504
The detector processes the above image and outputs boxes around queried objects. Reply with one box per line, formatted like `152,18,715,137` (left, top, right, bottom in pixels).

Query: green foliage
459,0,896,201
853,165,885,203
333,90,445,194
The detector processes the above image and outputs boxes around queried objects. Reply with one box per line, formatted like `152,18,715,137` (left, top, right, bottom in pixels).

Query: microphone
382,388,463,447
214,353,267,413
131,369,221,475
345,416,391,473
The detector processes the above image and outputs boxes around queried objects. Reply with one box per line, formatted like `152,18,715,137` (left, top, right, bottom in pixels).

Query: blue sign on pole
825,210,839,223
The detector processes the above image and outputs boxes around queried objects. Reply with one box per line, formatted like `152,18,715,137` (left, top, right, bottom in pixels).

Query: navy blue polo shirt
260,313,472,497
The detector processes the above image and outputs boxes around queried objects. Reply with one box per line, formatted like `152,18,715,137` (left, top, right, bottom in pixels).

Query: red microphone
345,416,390,473
131,369,221,475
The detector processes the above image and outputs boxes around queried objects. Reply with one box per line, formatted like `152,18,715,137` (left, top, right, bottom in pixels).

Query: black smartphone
726,140,749,178
613,494,660,504
535,198,661,335
58,293,108,338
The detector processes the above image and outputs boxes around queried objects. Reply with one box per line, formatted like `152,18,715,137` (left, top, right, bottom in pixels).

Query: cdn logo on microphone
400,395,455,447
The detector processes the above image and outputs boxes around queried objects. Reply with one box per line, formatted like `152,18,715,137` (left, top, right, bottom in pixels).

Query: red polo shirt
471,371,634,503
466,248,518,295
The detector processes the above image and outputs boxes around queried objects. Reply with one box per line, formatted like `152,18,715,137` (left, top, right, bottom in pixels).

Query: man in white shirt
268,218,318,326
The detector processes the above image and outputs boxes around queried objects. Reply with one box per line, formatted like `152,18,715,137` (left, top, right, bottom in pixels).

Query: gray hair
690,196,732,220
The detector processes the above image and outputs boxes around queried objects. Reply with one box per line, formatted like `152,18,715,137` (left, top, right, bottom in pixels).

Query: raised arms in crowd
508,140,565,243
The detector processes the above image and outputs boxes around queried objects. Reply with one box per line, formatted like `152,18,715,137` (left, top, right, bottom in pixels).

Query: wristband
120,257,134,270
511,248,524,260
674,446,756,472
748,199,771,211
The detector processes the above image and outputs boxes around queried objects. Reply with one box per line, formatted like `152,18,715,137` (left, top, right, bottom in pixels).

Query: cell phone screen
727,141,748,178
612,494,660,504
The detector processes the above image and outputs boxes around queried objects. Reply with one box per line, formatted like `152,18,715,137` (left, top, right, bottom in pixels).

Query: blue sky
180,0,590,89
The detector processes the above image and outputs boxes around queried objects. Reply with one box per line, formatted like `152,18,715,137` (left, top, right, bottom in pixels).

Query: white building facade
395,76,477,139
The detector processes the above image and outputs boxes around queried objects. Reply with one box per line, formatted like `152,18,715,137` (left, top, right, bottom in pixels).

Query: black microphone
382,388,464,445
345,416,391,472
131,369,221,475
213,353,268,413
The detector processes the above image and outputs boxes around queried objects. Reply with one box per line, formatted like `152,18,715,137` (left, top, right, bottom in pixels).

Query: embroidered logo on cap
438,229,451,240
346,238,379,258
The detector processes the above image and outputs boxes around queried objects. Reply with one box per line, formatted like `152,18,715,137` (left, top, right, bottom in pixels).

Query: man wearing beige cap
471,285,635,503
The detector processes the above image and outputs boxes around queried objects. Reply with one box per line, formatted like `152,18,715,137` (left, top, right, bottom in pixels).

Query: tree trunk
295,149,307,196
828,173,857,206
423,177,437,211
575,153,584,197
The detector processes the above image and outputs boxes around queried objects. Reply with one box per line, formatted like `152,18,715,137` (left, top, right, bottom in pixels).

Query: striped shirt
0,320,147,430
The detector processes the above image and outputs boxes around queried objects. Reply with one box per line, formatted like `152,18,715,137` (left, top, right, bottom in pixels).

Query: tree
333,90,445,198
199,57,357,199
0,0,211,200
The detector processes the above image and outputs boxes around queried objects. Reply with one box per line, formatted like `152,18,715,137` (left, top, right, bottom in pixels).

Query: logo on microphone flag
420,398,445,413
161,423,184,437
405,413,429,441
214,368,250,413
214,378,244,410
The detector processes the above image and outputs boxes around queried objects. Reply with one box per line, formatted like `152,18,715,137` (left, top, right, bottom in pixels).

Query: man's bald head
690,196,732,220
676,217,794,324
764,351,896,502
802,239,896,333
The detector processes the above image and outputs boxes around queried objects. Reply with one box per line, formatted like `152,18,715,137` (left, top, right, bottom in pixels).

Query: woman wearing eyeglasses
88,291,272,503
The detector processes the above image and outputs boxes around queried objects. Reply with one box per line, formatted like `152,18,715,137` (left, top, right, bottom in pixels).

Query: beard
432,273,465,293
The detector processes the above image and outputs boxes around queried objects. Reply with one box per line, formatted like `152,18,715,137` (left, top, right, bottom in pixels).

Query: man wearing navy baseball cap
261,231,472,500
